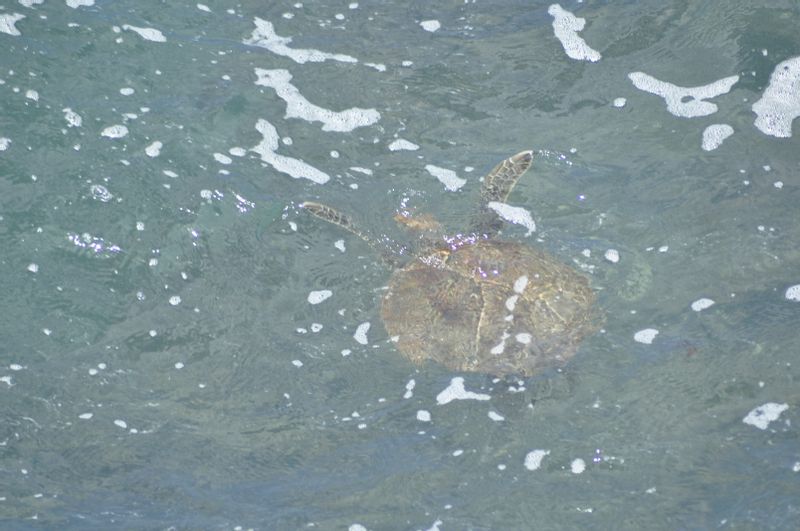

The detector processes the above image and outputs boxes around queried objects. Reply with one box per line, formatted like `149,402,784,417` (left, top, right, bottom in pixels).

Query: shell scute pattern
302,151,597,377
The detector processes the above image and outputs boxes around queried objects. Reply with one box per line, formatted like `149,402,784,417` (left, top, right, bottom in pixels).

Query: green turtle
301,151,597,377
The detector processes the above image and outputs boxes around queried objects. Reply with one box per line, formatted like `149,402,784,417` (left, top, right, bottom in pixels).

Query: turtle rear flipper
470,150,534,237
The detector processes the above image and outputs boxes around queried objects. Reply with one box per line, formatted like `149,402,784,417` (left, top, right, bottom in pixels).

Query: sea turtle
301,151,597,377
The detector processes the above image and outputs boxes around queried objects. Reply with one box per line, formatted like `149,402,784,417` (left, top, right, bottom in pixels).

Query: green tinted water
1,1,799,529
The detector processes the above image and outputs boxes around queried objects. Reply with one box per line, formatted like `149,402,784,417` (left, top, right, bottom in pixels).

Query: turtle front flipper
301,201,406,266
301,201,374,246
481,150,534,204
470,150,534,237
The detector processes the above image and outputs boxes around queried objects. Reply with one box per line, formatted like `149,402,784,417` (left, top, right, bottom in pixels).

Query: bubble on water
403,378,416,399
604,249,619,263
524,449,550,471
353,322,370,345
571,458,586,474
90,184,113,202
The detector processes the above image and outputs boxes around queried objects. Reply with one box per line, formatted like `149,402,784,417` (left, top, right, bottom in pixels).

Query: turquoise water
2,1,799,529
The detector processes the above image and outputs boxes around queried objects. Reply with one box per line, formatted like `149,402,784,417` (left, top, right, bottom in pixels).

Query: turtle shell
380,239,596,377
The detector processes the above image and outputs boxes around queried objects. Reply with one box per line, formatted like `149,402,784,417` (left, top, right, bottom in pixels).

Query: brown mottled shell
380,240,596,377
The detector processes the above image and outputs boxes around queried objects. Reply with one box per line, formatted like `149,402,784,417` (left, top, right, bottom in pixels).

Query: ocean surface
1,1,799,529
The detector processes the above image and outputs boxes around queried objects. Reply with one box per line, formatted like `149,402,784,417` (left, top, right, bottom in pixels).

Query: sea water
1,1,799,529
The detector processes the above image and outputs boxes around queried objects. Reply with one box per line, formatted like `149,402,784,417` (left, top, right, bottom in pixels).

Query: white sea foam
752,56,800,138
505,295,519,312
690,298,715,312
254,68,380,132
101,125,128,139
245,17,358,64
571,458,586,474
524,449,550,471
0,14,25,37
436,377,491,405
701,124,734,151
145,141,162,157
403,378,416,399
743,402,788,430
548,4,601,62
349,167,372,176
420,20,441,33
488,411,505,421
251,119,330,184
213,153,232,165
122,24,166,42
633,328,659,344
514,276,529,294
425,164,466,191
487,202,536,235
353,321,370,345
628,72,739,118
63,108,82,127
307,290,333,305
515,333,532,344
604,249,619,263
66,0,95,8
785,284,800,302
388,138,419,151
